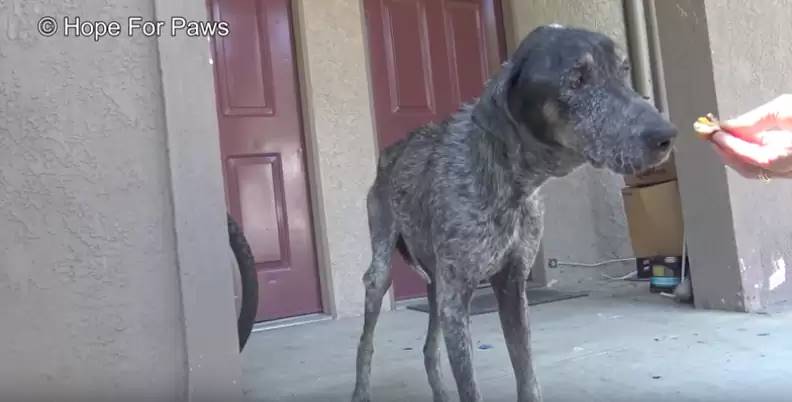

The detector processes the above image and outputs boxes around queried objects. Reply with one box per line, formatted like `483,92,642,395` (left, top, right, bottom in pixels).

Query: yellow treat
693,113,720,139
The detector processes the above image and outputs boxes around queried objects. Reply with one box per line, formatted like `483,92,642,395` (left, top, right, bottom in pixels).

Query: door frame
207,0,330,321
288,0,338,318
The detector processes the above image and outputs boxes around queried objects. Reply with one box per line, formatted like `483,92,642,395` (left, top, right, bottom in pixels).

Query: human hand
709,95,792,179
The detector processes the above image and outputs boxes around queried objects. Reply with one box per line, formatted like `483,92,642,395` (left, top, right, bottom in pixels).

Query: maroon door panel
443,0,506,106
364,0,507,300
365,0,455,150
210,0,322,321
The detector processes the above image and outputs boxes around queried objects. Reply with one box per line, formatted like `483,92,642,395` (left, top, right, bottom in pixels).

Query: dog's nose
642,126,677,152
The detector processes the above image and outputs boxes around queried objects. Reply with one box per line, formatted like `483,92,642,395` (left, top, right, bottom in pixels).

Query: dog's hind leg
490,255,542,402
351,187,397,402
437,274,482,402
423,279,450,402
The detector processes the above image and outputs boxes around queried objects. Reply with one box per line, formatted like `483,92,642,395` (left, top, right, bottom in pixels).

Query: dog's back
374,118,451,176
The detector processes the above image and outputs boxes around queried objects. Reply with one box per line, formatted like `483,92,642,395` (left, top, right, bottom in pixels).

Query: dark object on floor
228,213,259,352
407,288,589,316
478,344,494,350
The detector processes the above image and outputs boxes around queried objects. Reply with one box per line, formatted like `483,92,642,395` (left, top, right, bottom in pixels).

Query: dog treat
693,113,720,139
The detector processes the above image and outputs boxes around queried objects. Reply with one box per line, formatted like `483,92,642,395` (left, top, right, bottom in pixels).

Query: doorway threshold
252,313,332,332
393,296,427,310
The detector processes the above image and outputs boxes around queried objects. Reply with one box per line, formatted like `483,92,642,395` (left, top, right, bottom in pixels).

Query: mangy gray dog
352,25,678,402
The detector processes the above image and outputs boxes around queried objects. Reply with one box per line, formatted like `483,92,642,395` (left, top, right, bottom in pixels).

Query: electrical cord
549,257,635,268
548,233,689,288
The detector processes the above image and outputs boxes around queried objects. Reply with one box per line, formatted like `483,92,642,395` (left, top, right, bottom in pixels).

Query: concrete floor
241,281,792,402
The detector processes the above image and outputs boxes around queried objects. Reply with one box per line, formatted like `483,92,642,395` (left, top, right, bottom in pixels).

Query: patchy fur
352,25,677,402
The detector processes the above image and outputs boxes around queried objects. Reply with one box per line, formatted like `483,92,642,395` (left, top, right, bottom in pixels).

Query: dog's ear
474,51,563,147
472,58,524,128
496,60,524,124
474,25,562,128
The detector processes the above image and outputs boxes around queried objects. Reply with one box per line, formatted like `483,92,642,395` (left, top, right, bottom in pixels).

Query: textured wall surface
704,0,792,310
504,0,635,285
0,1,209,399
294,0,381,317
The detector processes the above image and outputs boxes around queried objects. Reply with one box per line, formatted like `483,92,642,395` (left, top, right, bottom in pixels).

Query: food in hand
693,113,720,139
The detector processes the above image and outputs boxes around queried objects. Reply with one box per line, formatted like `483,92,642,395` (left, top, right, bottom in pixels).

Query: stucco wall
0,1,240,399
503,0,635,285
294,0,382,317
0,1,186,399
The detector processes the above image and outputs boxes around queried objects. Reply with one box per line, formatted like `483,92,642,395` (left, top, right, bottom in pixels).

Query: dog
351,25,677,402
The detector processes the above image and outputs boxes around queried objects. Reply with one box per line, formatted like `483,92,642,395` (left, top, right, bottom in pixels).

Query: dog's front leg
490,255,542,402
437,273,482,402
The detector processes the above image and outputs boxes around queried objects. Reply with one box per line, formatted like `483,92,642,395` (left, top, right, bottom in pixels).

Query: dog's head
478,24,677,175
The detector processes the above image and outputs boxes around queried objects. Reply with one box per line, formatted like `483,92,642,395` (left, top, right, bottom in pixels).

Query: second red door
364,0,507,300
209,0,323,321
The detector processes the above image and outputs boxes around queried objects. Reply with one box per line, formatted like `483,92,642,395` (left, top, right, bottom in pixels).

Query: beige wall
0,0,241,400
0,2,184,398
503,0,636,285
294,0,383,318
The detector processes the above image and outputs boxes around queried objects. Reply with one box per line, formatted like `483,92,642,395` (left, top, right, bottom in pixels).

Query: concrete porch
242,281,792,402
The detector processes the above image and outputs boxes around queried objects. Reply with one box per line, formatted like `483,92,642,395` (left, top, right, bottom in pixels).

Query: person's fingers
710,131,776,168
720,95,792,139
712,142,792,179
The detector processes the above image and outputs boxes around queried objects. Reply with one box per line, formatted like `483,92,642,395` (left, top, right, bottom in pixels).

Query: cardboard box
622,180,684,258
623,155,677,187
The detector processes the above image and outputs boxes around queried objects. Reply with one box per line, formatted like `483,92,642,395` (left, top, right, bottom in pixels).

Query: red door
209,0,322,321
364,0,507,300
